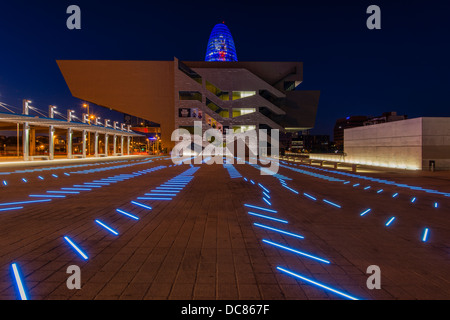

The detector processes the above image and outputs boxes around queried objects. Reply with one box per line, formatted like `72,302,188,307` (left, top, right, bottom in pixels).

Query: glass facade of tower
205,23,238,62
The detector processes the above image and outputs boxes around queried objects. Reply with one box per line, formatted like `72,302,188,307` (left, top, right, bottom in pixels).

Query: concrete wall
422,118,450,170
344,118,423,170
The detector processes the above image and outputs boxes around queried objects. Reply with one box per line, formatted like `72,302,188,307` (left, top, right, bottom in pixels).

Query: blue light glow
422,228,429,242
38,176,44,180
377,189,384,194
244,204,277,213
263,239,330,264
263,192,271,199
0,199,51,206
0,206,24,212
434,202,438,208
137,197,173,201
131,201,152,210
263,198,271,206
277,267,359,300
11,263,28,300
385,217,396,226
63,236,89,260
282,185,299,194
323,199,342,208
95,220,119,236
3,180,7,186
411,197,416,203
254,223,304,239
150,190,179,193
116,209,139,220
145,193,177,196
303,193,317,201
205,23,238,62
360,208,371,216
62,187,92,191
364,186,371,190
248,212,288,224
47,191,80,194
29,194,66,198
392,193,399,198
22,178,27,183
258,183,270,193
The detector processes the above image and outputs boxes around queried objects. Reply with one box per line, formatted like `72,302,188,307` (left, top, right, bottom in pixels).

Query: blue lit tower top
205,23,238,62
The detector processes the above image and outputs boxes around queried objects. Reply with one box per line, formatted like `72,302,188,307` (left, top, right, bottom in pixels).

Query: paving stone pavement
0,156,449,300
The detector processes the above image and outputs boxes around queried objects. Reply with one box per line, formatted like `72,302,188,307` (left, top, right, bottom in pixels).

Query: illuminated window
205,81,229,101
232,125,256,133
232,91,256,100
206,98,229,118
232,108,256,117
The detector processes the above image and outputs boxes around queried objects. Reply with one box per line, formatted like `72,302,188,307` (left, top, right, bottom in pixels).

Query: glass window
232,108,256,117
232,91,256,100
179,91,202,102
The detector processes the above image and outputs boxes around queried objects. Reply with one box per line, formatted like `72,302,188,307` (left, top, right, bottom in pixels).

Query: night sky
0,0,449,139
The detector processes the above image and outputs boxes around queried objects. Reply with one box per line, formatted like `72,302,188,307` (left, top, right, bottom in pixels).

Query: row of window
178,107,256,119
179,91,256,102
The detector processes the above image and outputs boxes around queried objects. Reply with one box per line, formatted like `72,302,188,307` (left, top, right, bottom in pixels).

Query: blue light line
29,194,66,198
137,197,173,201
63,236,89,260
131,201,152,210
422,228,429,242
434,202,439,208
156,187,183,190
248,212,288,224
377,189,384,194
276,267,359,300
254,223,304,239
0,206,23,212
385,217,396,227
353,183,360,187
11,263,28,300
303,193,317,201
52,174,58,178
250,180,255,184
364,186,371,190
263,239,330,264
263,198,272,206
3,180,7,186
38,176,44,180
22,178,27,183
360,208,371,216
244,204,277,213
282,185,299,194
152,189,180,193
95,220,119,236
47,191,80,194
263,192,271,199
411,197,416,203
258,183,270,193
62,187,92,191
145,193,177,196
392,193,399,198
0,199,51,206
322,199,342,208
116,209,139,220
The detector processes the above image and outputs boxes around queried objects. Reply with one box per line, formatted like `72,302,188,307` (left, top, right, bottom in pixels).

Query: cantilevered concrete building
57,58,320,151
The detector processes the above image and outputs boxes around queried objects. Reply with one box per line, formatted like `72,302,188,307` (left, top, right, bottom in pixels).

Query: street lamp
83,103,92,155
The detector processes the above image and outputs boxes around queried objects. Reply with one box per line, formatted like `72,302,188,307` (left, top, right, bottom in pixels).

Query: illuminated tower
205,23,238,62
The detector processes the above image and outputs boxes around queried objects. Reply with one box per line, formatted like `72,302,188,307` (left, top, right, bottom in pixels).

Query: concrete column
94,132,99,157
105,134,109,156
67,128,73,159
30,127,36,157
23,122,30,161
49,126,55,160
82,130,87,158
120,136,124,156
113,135,117,156
127,136,131,155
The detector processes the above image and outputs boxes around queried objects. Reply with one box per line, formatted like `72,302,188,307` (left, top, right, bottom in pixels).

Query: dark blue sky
0,0,449,138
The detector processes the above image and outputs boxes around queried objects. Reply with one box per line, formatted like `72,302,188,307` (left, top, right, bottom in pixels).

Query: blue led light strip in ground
0,206,23,212
282,185,299,194
392,193,399,198
434,202,439,208
377,189,384,194
263,239,330,264
385,217,396,226
146,193,177,196
258,183,270,193
63,236,89,260
254,223,304,239
138,197,173,201
263,192,271,199
116,209,139,220
263,198,272,206
29,194,66,198
244,204,277,213
131,201,152,210
151,190,179,193
411,197,416,203
277,267,359,300
303,193,317,201
0,199,51,206
360,209,371,216
323,199,342,208
11,263,28,300
95,220,119,236
47,191,80,194
62,187,92,191
248,212,288,224
422,228,429,242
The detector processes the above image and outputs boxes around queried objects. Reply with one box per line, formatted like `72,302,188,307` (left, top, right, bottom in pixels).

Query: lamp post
83,103,91,155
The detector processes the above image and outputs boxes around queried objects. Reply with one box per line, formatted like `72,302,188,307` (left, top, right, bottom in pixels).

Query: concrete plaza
0,156,448,300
